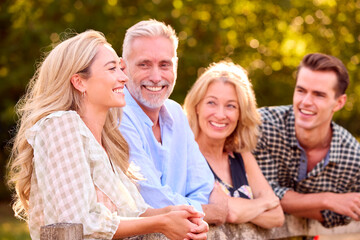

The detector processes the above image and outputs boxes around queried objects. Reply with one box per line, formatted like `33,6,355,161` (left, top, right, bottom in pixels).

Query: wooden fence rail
40,215,360,240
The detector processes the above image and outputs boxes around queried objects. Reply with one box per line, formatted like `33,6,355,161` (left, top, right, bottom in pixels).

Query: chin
114,101,126,108
208,134,227,141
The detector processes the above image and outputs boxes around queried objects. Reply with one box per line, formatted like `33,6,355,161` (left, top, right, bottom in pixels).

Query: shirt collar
288,105,341,164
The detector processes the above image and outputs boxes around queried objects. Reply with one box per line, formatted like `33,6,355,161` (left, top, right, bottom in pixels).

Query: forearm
113,215,163,239
290,209,324,221
250,205,285,229
202,203,227,225
115,210,207,240
227,197,269,224
281,190,329,219
140,206,172,217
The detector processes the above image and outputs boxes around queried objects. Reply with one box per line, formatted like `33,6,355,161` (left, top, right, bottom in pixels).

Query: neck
78,107,107,145
296,125,332,151
143,106,160,124
135,102,161,124
197,134,226,161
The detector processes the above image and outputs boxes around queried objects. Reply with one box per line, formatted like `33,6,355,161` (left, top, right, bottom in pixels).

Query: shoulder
26,110,84,146
164,99,184,116
258,105,295,132
333,122,360,153
32,111,80,132
258,105,293,123
230,152,246,167
163,99,189,124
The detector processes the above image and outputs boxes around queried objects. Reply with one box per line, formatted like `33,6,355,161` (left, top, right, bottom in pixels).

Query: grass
0,202,30,240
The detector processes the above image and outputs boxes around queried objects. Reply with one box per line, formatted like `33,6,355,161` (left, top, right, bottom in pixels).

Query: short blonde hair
184,61,261,153
8,30,131,220
122,19,178,61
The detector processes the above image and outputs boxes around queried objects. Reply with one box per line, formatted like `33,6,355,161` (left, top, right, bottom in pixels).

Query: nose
118,68,128,84
214,105,226,119
301,93,313,105
149,67,161,84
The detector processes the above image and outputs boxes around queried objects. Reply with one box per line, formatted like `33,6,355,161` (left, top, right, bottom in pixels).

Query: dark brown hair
297,53,349,97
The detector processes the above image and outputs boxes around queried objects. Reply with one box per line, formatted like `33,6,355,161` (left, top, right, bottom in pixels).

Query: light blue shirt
120,87,214,212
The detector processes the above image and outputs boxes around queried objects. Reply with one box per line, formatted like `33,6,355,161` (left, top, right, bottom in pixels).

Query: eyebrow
205,95,238,102
296,85,327,96
104,60,116,67
104,60,121,67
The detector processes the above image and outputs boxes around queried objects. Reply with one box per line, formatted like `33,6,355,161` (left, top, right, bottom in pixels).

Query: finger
349,212,359,221
352,207,360,221
190,219,209,233
177,205,196,213
177,205,205,218
344,208,359,221
187,232,208,240
186,210,205,219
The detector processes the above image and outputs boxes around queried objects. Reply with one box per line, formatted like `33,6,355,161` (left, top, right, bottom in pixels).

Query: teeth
113,88,123,93
300,109,315,115
145,86,162,92
210,121,226,128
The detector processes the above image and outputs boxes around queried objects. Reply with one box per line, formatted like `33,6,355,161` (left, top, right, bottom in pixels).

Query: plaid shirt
26,111,148,240
253,105,360,228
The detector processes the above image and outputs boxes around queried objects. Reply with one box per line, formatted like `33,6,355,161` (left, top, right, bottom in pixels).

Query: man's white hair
122,19,178,61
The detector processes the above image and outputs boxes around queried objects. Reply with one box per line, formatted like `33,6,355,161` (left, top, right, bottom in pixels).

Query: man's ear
174,57,178,68
120,57,127,74
70,74,86,93
333,94,347,112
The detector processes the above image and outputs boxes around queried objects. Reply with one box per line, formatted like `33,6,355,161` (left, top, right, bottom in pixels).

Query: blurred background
1,0,360,238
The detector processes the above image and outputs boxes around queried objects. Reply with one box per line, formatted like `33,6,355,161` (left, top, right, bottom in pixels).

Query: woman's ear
70,73,86,93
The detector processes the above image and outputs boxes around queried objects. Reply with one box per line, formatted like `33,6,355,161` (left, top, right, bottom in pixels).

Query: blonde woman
8,30,207,240
184,61,284,229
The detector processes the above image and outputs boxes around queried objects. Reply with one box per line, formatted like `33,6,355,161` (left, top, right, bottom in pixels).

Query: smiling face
196,81,240,143
82,44,128,113
123,36,177,113
293,67,346,133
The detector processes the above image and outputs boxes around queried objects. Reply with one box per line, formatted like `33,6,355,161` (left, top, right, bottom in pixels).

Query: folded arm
281,190,360,223
227,152,284,228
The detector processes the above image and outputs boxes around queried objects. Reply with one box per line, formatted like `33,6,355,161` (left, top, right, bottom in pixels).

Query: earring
81,91,85,98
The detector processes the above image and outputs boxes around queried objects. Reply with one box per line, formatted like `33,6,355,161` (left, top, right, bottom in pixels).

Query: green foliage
1,0,360,200
0,202,30,239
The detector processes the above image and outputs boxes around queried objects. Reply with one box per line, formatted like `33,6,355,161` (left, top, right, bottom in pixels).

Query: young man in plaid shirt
253,53,360,228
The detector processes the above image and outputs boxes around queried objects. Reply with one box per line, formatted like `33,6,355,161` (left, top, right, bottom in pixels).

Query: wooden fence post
40,223,83,240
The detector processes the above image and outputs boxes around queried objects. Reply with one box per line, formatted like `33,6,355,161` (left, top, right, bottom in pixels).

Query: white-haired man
120,19,227,227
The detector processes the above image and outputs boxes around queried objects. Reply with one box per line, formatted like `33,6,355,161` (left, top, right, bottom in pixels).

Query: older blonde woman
8,30,207,240
184,61,284,228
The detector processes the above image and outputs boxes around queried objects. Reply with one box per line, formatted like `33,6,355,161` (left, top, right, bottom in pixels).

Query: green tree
1,0,360,200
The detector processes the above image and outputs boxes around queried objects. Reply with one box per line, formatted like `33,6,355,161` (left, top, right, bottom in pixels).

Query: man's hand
326,192,360,220
202,182,229,225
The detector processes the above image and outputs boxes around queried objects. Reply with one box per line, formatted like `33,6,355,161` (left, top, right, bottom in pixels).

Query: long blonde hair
184,61,261,153
8,30,131,220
